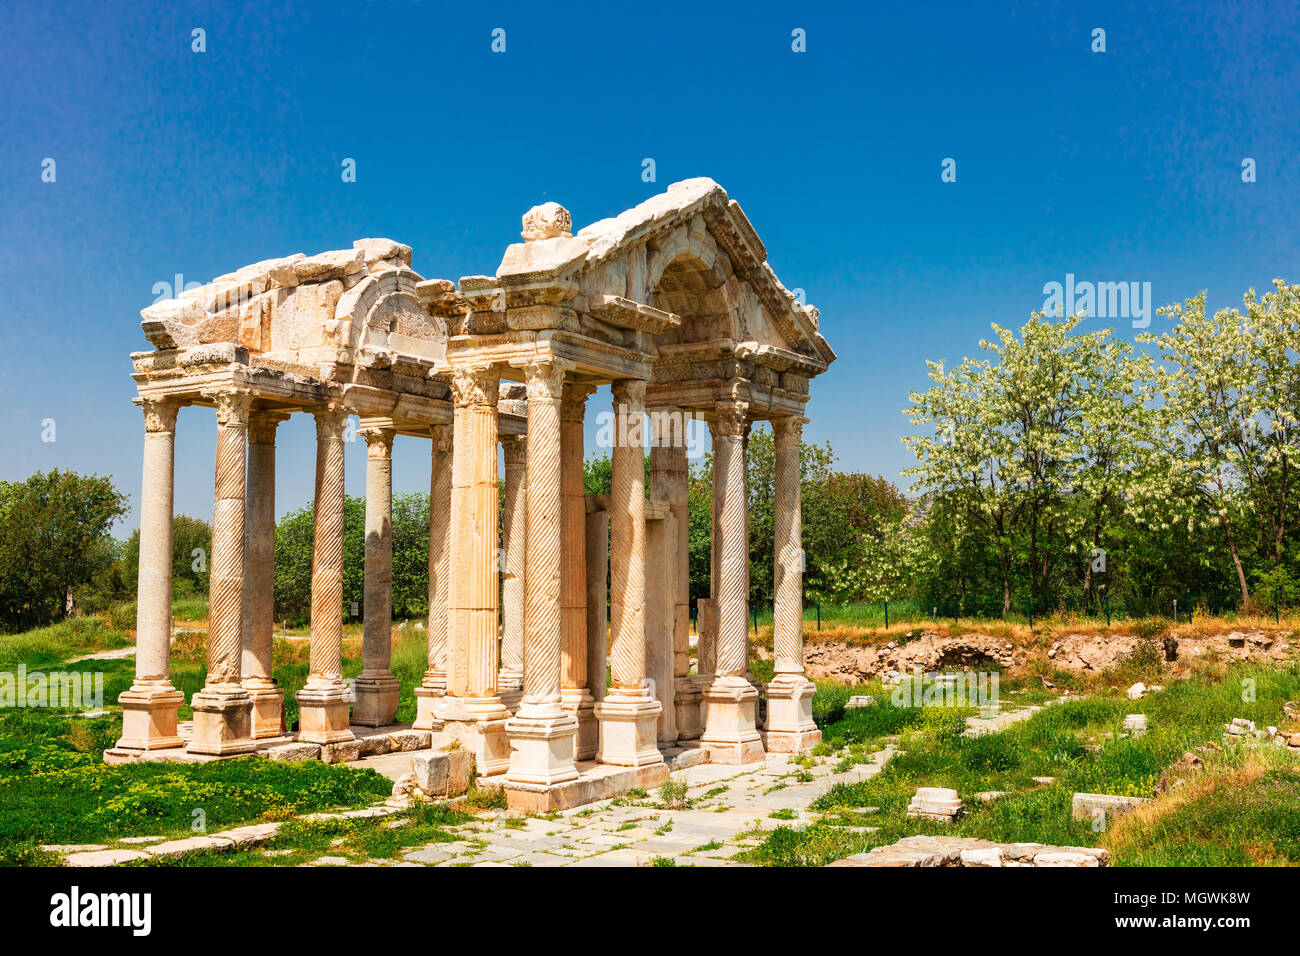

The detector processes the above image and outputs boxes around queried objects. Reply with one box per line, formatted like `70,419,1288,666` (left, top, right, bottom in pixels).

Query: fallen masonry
829,835,1109,867
905,786,963,822
1071,792,1152,821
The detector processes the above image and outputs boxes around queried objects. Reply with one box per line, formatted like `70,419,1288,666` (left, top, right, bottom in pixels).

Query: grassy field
738,659,1300,866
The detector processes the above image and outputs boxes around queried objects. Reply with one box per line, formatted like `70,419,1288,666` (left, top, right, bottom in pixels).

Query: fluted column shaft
207,391,253,689
561,384,593,691
450,369,501,700
242,411,284,687
713,401,750,678
500,434,528,693
135,400,180,685
773,418,805,675
308,404,349,687
609,380,648,691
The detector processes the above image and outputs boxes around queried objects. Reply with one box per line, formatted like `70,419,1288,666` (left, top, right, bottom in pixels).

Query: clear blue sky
2,0,1298,533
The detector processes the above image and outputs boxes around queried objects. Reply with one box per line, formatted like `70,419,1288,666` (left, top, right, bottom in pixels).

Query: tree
0,470,128,631
121,514,212,597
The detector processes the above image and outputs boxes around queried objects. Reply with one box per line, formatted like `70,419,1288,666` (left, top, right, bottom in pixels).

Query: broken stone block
1122,714,1147,735
387,729,433,752
412,749,474,796
1126,682,1147,700
1071,792,1151,821
845,695,876,709
320,739,363,765
266,742,322,762
357,734,392,758
905,786,963,822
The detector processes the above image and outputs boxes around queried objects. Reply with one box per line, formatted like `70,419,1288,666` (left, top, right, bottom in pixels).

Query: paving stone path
387,746,896,868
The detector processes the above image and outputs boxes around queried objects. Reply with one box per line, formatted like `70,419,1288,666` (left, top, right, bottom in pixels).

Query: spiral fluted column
595,379,663,767
561,383,598,758
189,390,256,755
295,403,356,744
763,416,821,752
700,397,764,764
414,423,452,730
505,361,578,786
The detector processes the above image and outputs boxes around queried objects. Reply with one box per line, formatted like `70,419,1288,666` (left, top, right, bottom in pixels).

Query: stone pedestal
562,687,599,760
700,675,763,764
189,687,256,756
594,688,663,767
117,681,185,751
436,696,512,776
297,683,354,744
762,675,821,752
352,674,402,728
413,685,446,732
505,705,580,786
244,679,286,740
673,677,703,741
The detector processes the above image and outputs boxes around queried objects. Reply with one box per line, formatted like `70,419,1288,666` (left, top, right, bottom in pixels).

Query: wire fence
726,587,1295,633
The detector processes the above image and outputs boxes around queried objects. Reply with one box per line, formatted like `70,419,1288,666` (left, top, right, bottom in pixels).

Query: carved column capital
500,433,528,465
206,389,253,426
450,366,499,407
359,425,396,459
524,360,569,402
713,400,750,438
313,403,352,439
247,410,289,445
611,378,646,409
772,416,806,447
141,399,181,434
429,422,454,454
561,382,596,422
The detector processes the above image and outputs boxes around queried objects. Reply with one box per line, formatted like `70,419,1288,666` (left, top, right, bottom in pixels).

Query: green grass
739,661,1300,866
0,617,132,669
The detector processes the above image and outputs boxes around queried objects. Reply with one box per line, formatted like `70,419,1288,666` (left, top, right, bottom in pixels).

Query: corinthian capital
500,434,528,465
714,400,749,438
561,382,596,422
313,403,352,439
524,360,568,402
141,398,180,434
772,416,806,447
206,389,253,426
359,425,396,459
450,366,499,407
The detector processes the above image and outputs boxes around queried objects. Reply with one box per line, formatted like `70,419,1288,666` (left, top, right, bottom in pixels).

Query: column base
187,686,256,756
435,696,512,776
296,682,356,744
500,687,524,714
700,675,764,765
561,687,599,760
673,677,703,741
594,688,664,767
412,685,446,732
505,704,579,786
351,672,401,727
116,682,184,751
763,676,821,752
244,682,286,740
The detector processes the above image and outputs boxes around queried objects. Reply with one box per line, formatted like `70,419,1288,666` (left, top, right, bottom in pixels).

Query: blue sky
2,0,1298,532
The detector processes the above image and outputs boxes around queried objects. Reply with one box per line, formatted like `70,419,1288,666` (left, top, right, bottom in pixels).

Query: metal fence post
1275,587,1281,625
816,602,821,631
884,599,889,630
1027,594,1033,629
1104,593,1110,627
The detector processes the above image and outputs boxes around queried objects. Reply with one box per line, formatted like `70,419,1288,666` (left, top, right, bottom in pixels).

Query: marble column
652,437,701,740
189,390,256,755
764,417,821,751
440,367,511,775
595,379,663,766
353,425,401,726
241,410,288,739
700,398,764,764
117,398,185,751
414,423,452,730
296,404,355,744
499,433,528,707
561,383,597,758
505,361,579,787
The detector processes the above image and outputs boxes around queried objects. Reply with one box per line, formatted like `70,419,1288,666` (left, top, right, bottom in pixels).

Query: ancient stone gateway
116,178,835,810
